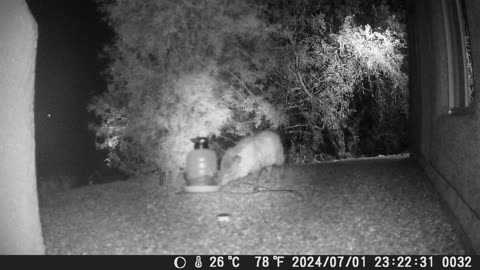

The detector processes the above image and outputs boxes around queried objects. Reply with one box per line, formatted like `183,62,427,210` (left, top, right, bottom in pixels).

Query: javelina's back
220,130,284,185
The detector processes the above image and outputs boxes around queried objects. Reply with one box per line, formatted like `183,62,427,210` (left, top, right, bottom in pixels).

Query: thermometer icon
195,256,202,268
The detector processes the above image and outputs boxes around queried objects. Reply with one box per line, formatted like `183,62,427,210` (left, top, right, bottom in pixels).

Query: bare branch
225,69,256,97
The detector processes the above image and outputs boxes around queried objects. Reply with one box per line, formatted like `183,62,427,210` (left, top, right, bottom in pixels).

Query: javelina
219,130,285,186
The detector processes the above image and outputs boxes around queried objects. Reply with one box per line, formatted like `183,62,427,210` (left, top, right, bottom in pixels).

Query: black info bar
162,255,475,269
4,255,477,269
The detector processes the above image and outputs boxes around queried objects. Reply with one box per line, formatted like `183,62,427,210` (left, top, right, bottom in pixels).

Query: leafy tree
89,0,285,176
257,1,408,160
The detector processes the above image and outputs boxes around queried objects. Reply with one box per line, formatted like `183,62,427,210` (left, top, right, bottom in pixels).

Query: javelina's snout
219,130,284,185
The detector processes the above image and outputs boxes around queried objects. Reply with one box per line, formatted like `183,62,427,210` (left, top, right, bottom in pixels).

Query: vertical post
0,0,45,254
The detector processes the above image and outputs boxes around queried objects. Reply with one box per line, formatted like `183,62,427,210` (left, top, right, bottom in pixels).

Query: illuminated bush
88,0,285,176
264,11,407,158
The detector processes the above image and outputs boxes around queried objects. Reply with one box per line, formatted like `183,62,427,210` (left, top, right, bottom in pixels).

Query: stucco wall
408,0,480,253
0,0,44,254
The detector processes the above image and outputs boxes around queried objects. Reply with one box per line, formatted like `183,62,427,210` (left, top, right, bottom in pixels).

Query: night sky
26,0,113,180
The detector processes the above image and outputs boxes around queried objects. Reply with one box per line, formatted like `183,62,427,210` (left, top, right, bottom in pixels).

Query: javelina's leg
252,169,262,191
266,166,273,183
270,165,283,186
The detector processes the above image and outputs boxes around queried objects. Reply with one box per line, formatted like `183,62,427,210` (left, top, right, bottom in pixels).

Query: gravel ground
39,155,468,254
